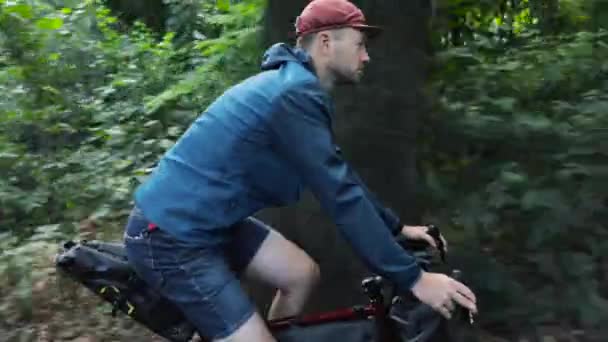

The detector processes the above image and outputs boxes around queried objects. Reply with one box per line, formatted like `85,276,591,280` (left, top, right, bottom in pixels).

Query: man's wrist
392,220,403,236
409,269,425,292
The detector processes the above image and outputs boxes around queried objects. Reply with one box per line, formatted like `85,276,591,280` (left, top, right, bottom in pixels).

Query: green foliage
145,0,264,115
434,0,606,48
0,1,264,337
421,27,608,335
0,0,264,242
163,0,262,46
1,1,167,239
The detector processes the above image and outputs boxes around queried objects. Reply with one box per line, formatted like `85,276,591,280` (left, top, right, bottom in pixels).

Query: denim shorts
123,206,270,340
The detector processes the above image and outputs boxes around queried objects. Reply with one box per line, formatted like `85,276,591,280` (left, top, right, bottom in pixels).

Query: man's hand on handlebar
411,271,478,320
397,224,478,321
398,225,448,254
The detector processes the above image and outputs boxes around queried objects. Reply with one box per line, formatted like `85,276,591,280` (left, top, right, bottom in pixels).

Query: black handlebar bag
55,240,196,342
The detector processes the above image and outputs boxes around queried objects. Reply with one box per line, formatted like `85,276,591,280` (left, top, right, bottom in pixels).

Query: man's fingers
405,225,448,253
451,290,477,314
437,305,452,320
421,226,442,250
443,298,455,312
440,235,448,252
422,234,437,248
453,281,477,304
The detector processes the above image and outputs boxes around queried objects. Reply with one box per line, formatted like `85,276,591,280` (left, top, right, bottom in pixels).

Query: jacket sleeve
346,164,403,236
268,84,422,292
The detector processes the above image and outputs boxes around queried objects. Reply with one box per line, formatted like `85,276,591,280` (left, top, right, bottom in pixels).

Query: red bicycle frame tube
268,304,377,331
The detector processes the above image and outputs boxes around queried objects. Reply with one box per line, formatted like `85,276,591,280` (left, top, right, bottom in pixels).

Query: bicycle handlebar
393,224,444,272
388,224,474,341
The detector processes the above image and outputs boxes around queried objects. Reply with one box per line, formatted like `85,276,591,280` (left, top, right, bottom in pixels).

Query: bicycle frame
268,275,398,341
263,225,472,342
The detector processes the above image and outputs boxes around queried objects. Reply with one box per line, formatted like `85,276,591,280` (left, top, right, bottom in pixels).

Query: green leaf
580,100,608,115
41,85,60,94
217,0,230,12
47,53,61,61
500,171,526,185
159,139,175,150
111,78,137,87
167,126,182,137
36,17,63,30
0,152,19,168
516,114,552,131
521,189,564,211
497,61,521,71
493,97,517,112
6,4,33,19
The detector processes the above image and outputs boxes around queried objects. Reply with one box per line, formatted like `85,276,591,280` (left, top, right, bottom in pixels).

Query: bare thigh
214,228,318,342
244,229,320,295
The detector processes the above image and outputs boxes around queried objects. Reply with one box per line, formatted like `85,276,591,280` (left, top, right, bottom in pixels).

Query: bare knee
244,230,320,295
304,259,321,289
282,258,320,293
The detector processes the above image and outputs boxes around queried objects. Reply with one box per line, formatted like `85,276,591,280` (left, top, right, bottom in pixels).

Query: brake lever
398,224,476,327
426,224,445,262
427,225,475,325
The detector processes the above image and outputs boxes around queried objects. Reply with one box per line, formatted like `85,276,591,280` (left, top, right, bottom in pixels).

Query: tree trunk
254,0,432,315
262,0,308,46
529,0,559,34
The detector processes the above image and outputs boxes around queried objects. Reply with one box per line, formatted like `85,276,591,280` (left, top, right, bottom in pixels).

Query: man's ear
317,31,332,52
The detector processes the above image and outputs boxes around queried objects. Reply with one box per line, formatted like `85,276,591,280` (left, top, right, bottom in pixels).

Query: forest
0,0,607,341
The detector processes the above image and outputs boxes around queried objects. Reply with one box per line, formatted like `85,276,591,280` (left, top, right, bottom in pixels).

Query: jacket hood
260,43,314,72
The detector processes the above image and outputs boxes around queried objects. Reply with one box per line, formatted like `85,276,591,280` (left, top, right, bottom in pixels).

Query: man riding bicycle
123,0,478,341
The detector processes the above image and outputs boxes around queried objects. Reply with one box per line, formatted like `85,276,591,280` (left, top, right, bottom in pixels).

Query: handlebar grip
395,235,430,251
396,225,444,250
396,224,446,267
427,225,446,262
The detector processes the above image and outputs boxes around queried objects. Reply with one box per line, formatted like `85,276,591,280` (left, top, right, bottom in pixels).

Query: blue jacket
134,43,422,291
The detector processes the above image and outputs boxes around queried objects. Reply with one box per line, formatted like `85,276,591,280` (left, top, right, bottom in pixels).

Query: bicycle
55,225,475,342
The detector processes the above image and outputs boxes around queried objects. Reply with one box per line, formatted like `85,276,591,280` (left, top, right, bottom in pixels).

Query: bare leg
244,229,321,320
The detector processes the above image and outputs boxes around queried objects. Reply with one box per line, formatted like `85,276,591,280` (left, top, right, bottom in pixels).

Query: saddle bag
54,240,197,342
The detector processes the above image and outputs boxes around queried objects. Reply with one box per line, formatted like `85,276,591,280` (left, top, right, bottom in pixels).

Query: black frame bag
54,240,196,342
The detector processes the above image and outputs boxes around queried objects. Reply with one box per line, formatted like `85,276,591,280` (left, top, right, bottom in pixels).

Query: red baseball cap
295,0,382,38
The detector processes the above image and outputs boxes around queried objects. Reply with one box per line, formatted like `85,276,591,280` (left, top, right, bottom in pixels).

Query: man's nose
361,49,370,63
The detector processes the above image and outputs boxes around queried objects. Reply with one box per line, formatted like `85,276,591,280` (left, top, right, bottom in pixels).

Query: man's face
326,28,370,84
